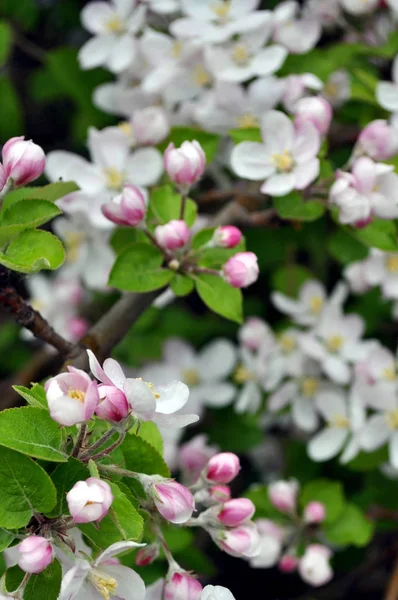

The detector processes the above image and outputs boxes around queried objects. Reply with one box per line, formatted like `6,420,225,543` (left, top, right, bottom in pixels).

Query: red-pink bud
132,107,170,146
212,226,242,249
96,385,130,422
17,536,53,574
164,572,203,600
135,543,159,567
294,97,333,135
268,480,298,514
67,477,113,523
217,498,255,527
205,453,240,484
164,140,206,190
151,480,195,524
213,523,260,558
357,119,398,160
279,554,298,573
154,219,190,250
2,136,45,186
102,184,147,227
223,252,259,288
304,501,326,524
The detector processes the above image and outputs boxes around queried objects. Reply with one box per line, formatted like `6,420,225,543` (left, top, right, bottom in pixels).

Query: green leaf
5,565,25,592
328,229,368,265
207,407,263,452
325,504,374,547
273,192,325,222
229,128,262,143
121,434,170,477
136,421,164,455
163,527,194,553
24,560,62,600
195,274,243,324
111,227,145,255
0,528,14,552
109,243,173,292
162,127,220,162
148,185,197,227
300,479,345,525
346,446,389,472
47,459,90,517
191,228,215,249
1,0,39,30
0,230,65,273
3,182,79,210
13,384,47,409
170,274,194,296
0,76,23,139
0,407,67,462
0,447,56,528
0,21,12,67
271,265,313,296
349,219,398,252
0,200,62,247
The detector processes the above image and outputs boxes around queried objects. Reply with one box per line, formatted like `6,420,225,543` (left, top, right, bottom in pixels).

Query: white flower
201,585,236,600
341,0,379,15
249,519,285,568
308,389,365,463
298,545,333,587
322,70,351,107
272,280,326,326
272,1,321,54
59,541,145,600
78,0,146,73
377,54,398,113
360,249,398,300
360,381,398,467
282,73,323,112
231,110,320,197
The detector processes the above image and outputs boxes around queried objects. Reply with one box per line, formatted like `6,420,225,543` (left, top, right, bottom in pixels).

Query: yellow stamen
106,16,123,33
271,150,294,172
310,296,323,314
231,43,251,66
136,377,161,399
183,368,201,386
326,335,344,353
279,334,296,353
234,364,254,384
386,256,398,273
68,389,86,403
237,113,260,129
386,409,398,429
301,377,319,398
104,167,124,190
192,65,212,87
171,40,184,58
211,1,231,21
92,572,118,600
383,367,396,381
330,414,349,428
118,121,133,137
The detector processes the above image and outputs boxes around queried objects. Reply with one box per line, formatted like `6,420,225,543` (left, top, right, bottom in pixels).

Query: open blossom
45,367,99,426
67,478,113,523
356,120,398,161
282,73,323,112
330,157,398,225
223,252,259,288
249,519,284,568
164,141,206,190
238,317,274,352
360,381,398,468
59,541,145,600
293,97,333,136
164,571,202,600
349,249,398,301
268,479,298,513
340,0,379,14
231,110,320,197
78,0,146,73
102,184,147,227
272,1,321,54
298,545,333,587
179,435,219,483
17,536,53,574
155,220,191,250
272,280,326,326
2,136,45,187
131,106,170,146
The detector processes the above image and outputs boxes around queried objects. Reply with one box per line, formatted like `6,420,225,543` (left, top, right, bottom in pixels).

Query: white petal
235,381,262,414
103,358,126,389
87,349,113,385
96,541,145,566
153,412,199,428
88,127,130,171
261,110,294,153
123,378,156,420
261,172,296,196
251,45,287,76
271,292,302,317
106,34,138,73
81,3,114,34
156,381,190,414
268,381,297,411
59,561,91,600
230,142,275,181
389,431,398,468
163,338,196,368
125,147,163,186
100,564,146,600
322,355,351,385
45,151,103,194
78,35,115,70
376,82,398,112
198,339,237,380
315,390,347,420
308,427,348,461
360,414,390,451
292,396,319,432
202,585,236,600
294,159,320,190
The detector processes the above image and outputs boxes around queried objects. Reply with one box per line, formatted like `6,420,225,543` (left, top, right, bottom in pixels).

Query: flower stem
80,427,118,458
71,423,87,458
97,463,138,479
84,431,126,462
179,193,187,220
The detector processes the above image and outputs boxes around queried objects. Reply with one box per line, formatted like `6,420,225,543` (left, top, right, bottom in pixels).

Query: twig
84,431,126,462
386,555,398,600
71,423,87,458
80,427,118,458
12,28,46,63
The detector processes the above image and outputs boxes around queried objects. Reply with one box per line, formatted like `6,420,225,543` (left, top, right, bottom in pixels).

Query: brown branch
385,555,398,600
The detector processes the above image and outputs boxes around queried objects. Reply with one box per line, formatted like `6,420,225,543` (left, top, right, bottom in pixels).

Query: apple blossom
377,55,398,113
45,367,99,426
135,544,159,567
268,479,298,513
211,522,260,558
154,220,191,250
102,184,147,227
279,555,298,573
293,97,333,135
249,519,285,568
164,140,206,190
272,1,321,54
231,110,321,197
340,0,379,14
212,226,242,249
131,106,170,146
298,545,333,587
217,498,255,527
204,452,240,484
356,120,398,161
96,385,130,422
2,136,45,187
322,69,351,107
282,73,323,112
360,382,398,468
304,501,326,524
179,435,219,483
223,252,259,288
164,571,202,600
272,280,326,326
67,477,114,523
143,476,195,524
238,317,274,351
17,536,53,574
201,586,236,600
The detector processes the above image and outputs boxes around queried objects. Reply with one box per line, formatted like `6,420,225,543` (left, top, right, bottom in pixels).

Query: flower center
324,81,338,99
104,167,124,190
211,1,231,21
118,121,133,137
64,232,84,263
192,64,212,87
183,368,201,386
329,414,349,428
272,150,294,172
310,296,323,314
136,378,161,399
106,16,124,33
68,389,86,403
231,43,251,66
171,40,184,58
301,377,319,398
91,571,118,600
234,364,254,384
386,409,398,429
237,113,260,129
383,367,396,381
279,334,296,353
326,335,344,352
386,256,398,273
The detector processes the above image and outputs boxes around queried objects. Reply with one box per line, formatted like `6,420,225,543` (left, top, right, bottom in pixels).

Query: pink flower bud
0,163,6,192
217,498,255,527
45,367,99,426
223,252,259,288
213,523,260,558
2,136,45,186
212,226,242,249
304,501,326,524
132,107,170,146
205,453,240,484
294,97,333,135
164,572,203,600
155,219,190,250
279,554,298,573
179,434,218,483
164,140,206,190
357,119,398,160
268,480,298,514
96,385,130,422
17,536,53,574
135,543,159,567
102,184,147,227
66,477,113,523
150,479,195,524
210,485,231,503
238,317,273,351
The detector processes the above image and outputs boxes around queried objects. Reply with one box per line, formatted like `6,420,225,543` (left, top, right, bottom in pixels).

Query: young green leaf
349,219,398,252
3,181,79,210
121,434,170,477
300,479,345,525
0,200,61,247
13,384,48,409
109,243,173,292
170,274,194,296
273,192,325,222
195,274,243,324
324,504,374,547
24,560,62,600
0,230,65,273
148,184,197,227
